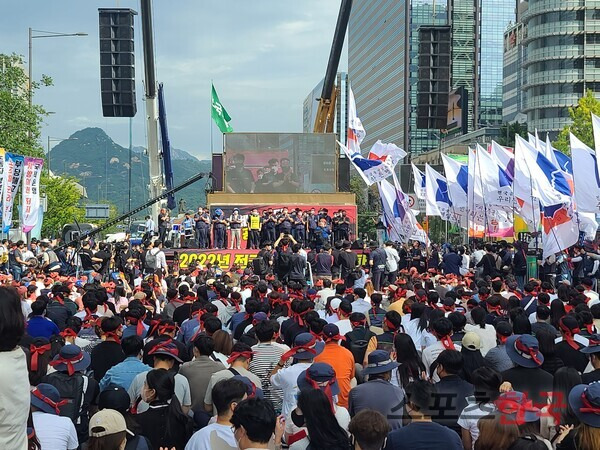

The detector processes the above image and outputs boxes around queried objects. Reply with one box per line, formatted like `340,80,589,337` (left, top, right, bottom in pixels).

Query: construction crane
313,0,353,134
140,0,164,221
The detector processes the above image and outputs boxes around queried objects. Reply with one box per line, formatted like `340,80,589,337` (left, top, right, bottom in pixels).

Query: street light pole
28,29,87,108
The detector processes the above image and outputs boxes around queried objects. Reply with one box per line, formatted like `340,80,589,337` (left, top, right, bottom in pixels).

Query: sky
2,0,348,159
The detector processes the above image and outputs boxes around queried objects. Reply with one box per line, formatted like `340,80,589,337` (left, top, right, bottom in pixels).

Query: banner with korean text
0,148,5,218
21,157,44,233
3,153,24,233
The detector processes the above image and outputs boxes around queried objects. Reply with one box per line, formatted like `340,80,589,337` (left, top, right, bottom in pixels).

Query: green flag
211,83,233,133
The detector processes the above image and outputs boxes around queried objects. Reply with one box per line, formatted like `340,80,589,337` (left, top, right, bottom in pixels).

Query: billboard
223,133,337,194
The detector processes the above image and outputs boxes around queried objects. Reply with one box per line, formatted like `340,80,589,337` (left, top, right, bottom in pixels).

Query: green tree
554,90,600,154
497,122,528,147
41,174,85,237
0,53,51,158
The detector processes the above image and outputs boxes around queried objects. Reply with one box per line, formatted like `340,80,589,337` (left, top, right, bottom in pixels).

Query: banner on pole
2,153,24,233
21,157,44,233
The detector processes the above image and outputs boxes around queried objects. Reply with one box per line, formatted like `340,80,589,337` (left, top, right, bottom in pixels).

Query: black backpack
276,250,291,272
43,371,90,440
343,327,375,364
252,252,268,275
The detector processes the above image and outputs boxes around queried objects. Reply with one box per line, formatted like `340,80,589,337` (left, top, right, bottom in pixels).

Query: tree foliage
1,52,85,237
41,174,85,237
554,90,600,155
0,53,51,158
498,122,528,147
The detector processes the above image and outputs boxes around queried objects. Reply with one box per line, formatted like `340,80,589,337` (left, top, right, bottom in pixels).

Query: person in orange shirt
314,323,355,408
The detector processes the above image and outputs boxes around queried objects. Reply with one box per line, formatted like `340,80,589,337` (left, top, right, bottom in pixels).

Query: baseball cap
462,332,482,351
89,409,126,438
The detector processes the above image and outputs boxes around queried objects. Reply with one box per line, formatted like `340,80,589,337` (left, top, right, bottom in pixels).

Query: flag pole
210,80,214,155
475,147,489,241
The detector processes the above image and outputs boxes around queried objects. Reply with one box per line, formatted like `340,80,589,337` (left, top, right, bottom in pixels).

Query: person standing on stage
213,209,228,249
292,208,306,245
195,207,211,249
278,207,293,237
338,209,351,242
143,215,156,242
247,208,262,250
307,207,318,245
182,212,195,248
229,209,243,250
157,208,170,244
261,208,277,244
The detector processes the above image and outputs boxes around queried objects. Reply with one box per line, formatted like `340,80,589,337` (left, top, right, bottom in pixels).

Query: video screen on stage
223,133,337,194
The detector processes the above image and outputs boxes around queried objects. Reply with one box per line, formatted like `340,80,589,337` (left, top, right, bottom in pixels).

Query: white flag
425,164,452,220
411,163,426,200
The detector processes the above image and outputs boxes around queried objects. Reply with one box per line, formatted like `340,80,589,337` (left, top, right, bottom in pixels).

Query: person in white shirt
30,383,79,450
582,277,600,306
147,240,168,276
422,317,461,379
316,279,336,312
185,377,248,450
350,288,371,315
270,333,325,416
384,241,400,284
334,299,353,336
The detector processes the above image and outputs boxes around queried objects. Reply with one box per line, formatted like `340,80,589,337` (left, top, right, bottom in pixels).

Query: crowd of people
2,234,600,449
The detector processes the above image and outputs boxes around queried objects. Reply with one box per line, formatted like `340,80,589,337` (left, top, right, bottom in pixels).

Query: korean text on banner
2,153,24,233
22,157,44,233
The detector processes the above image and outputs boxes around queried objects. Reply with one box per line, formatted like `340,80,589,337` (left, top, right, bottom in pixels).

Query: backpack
43,371,88,425
252,253,268,275
145,249,158,271
276,250,291,272
344,327,375,364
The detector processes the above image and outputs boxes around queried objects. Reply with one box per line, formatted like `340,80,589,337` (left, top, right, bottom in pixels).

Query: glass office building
520,0,600,137
349,0,408,152
410,0,448,154
479,0,515,125
503,22,527,123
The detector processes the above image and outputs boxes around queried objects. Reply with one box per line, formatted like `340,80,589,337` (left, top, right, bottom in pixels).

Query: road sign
407,194,416,208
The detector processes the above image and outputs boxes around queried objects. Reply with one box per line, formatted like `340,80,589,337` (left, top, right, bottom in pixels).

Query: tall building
502,22,527,123
479,0,515,125
518,0,600,137
348,0,408,152
302,72,348,144
411,0,448,154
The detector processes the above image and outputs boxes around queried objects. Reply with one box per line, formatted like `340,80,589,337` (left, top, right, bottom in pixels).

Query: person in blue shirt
99,335,151,391
26,300,60,339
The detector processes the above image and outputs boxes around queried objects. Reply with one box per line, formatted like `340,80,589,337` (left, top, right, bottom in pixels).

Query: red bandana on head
30,343,51,371
559,318,581,350
226,351,254,365
281,335,318,361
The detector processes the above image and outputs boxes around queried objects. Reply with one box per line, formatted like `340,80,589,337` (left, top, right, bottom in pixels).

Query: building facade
502,22,527,123
302,72,348,144
519,0,600,137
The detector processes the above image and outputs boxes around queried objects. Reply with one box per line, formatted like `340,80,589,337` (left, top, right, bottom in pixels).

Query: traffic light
98,8,137,117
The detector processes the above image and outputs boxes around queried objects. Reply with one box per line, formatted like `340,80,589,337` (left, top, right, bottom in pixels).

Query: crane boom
313,0,353,133
140,0,163,220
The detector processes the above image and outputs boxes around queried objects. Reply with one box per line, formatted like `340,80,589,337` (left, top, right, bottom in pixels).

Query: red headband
495,397,538,425
226,351,254,365
559,319,581,350
103,326,122,344
31,388,68,414
30,343,51,371
281,335,318,361
304,370,336,413
580,390,600,414
514,339,542,365
59,328,78,339
49,351,85,376
433,331,455,350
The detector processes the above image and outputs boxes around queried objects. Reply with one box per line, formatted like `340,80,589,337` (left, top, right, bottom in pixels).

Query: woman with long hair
536,329,565,376
403,302,429,349
212,329,233,366
134,369,192,449
290,388,350,450
551,299,567,331
391,333,426,389
460,332,489,383
475,413,520,450
539,367,581,444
